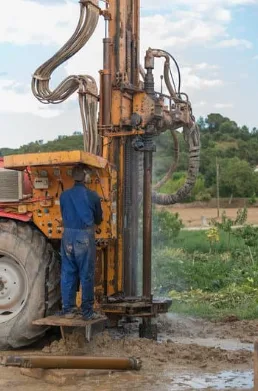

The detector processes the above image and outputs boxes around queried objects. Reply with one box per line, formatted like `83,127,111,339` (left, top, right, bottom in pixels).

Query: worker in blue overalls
58,164,103,320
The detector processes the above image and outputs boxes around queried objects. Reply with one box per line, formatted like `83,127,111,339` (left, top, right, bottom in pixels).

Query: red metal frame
0,210,32,222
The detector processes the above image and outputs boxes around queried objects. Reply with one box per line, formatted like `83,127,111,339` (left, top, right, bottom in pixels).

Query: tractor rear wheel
0,220,60,349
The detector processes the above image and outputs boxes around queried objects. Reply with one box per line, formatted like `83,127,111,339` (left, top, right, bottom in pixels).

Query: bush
195,191,212,201
248,193,257,205
152,208,183,248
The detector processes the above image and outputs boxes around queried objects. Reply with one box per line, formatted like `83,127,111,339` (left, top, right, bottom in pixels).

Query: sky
0,0,257,148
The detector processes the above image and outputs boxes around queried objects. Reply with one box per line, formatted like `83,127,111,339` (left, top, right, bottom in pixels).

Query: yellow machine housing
4,151,120,299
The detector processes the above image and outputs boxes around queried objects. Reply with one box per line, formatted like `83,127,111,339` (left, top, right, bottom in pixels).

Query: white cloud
0,0,253,52
0,0,77,46
253,55,258,60
141,0,255,10
214,103,234,109
0,0,226,124
65,20,224,97
216,39,253,49
214,8,232,22
181,67,223,90
0,79,62,117
0,110,81,148
195,101,207,107
195,63,219,70
0,0,252,58
0,0,230,49
138,13,230,60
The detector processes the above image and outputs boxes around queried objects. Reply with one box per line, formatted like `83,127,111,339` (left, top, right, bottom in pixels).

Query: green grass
171,299,258,321
153,228,258,320
151,209,258,321
171,229,246,253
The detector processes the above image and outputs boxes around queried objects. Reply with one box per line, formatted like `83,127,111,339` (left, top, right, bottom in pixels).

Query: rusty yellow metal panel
4,150,109,171
111,90,122,126
133,92,155,127
28,164,116,242
107,245,116,295
111,90,132,127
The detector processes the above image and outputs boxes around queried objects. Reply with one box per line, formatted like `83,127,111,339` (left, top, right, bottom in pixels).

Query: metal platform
33,315,107,342
32,297,172,342
33,315,107,328
101,297,172,318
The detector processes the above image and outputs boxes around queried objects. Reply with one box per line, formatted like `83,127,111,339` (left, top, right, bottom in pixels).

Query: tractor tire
0,220,60,349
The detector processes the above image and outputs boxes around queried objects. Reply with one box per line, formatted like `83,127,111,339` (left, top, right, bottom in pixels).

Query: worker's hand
95,227,101,235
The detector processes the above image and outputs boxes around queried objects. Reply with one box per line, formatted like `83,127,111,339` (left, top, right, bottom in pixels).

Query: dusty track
0,314,255,390
165,207,258,227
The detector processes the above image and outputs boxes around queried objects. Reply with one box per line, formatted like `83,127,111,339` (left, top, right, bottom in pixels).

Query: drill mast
30,0,201,338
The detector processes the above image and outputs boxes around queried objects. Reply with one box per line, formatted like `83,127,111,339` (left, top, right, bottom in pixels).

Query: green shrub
152,208,183,248
249,193,257,205
195,191,212,201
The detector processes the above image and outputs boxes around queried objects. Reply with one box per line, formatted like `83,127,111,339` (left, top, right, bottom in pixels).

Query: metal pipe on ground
0,356,142,371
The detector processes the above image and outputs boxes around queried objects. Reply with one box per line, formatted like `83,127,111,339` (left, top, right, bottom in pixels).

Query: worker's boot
83,312,106,321
55,307,79,319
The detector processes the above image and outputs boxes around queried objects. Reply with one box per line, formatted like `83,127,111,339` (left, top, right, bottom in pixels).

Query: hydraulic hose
145,48,201,204
31,1,100,154
152,122,200,205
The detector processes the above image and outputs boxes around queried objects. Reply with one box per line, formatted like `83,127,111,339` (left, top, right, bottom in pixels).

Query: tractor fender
0,211,32,222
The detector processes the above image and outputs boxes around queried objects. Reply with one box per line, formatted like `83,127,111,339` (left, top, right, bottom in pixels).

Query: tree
219,157,258,197
240,126,250,141
219,120,238,135
205,113,228,132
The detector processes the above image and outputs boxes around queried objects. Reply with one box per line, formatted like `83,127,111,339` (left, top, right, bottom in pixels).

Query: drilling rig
0,0,200,348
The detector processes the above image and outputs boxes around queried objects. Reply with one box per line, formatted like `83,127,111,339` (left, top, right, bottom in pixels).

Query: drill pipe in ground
0,356,142,371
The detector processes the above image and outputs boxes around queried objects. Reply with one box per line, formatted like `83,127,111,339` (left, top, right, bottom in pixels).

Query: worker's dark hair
72,164,86,182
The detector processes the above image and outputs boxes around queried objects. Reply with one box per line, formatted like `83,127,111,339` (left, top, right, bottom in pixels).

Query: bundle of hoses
152,122,200,205
31,0,99,154
146,49,201,204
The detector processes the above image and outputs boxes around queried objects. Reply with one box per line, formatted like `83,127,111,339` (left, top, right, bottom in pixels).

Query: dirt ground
168,207,258,227
0,314,255,390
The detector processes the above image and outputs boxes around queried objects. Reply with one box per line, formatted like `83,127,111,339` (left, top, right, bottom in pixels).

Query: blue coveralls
60,183,103,318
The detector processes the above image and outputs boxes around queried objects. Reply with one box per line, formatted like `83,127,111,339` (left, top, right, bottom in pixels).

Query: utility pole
216,157,220,219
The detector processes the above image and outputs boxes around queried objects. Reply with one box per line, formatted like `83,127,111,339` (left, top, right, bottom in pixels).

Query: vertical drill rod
142,150,153,299
103,37,111,127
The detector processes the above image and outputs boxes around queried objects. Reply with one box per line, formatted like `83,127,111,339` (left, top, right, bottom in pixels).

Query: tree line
155,113,258,200
1,113,258,199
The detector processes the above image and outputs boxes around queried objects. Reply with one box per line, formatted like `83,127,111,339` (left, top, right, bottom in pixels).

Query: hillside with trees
0,134,84,157
155,113,258,200
1,113,258,199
